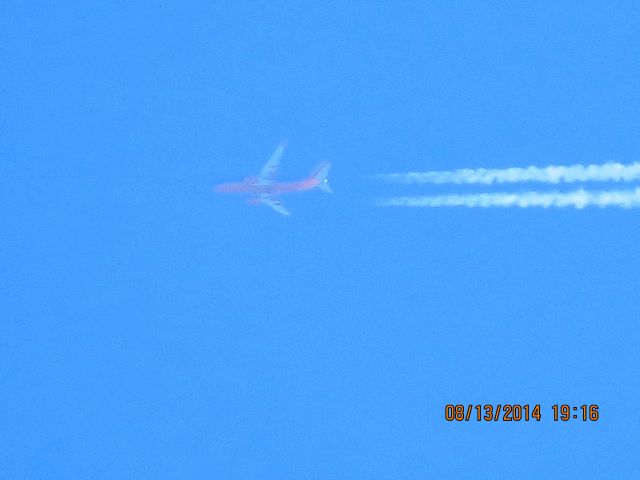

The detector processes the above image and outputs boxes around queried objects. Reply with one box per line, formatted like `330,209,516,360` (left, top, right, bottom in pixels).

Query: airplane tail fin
311,162,332,193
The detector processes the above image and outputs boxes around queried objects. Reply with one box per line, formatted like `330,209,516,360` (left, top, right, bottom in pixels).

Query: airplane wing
257,141,287,185
260,195,290,216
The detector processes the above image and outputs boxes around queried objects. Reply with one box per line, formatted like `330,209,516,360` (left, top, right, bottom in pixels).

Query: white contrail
376,162,640,185
377,188,640,209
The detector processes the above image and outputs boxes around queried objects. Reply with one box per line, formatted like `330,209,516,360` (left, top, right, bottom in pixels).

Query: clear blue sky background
2,2,640,478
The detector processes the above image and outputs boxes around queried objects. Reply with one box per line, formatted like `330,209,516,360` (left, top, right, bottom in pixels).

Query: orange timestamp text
444,404,600,422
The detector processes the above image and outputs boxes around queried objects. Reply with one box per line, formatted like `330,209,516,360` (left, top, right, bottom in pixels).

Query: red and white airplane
214,142,332,215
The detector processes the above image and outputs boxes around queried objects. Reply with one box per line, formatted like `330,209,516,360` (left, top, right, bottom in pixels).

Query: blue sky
2,1,640,478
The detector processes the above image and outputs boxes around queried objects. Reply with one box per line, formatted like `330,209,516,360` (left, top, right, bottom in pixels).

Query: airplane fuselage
214,177,320,195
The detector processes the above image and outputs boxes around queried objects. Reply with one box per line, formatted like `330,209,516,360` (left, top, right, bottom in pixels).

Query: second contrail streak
377,162,640,185
377,188,640,209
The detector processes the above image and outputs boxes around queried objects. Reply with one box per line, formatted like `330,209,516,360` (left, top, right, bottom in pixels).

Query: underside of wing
257,141,287,185
260,195,290,216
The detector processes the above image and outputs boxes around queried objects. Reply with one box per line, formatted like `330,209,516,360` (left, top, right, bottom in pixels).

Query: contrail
377,188,640,209
376,162,640,185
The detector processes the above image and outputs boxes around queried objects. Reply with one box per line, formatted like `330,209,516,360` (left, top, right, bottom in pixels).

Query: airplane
213,141,332,215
